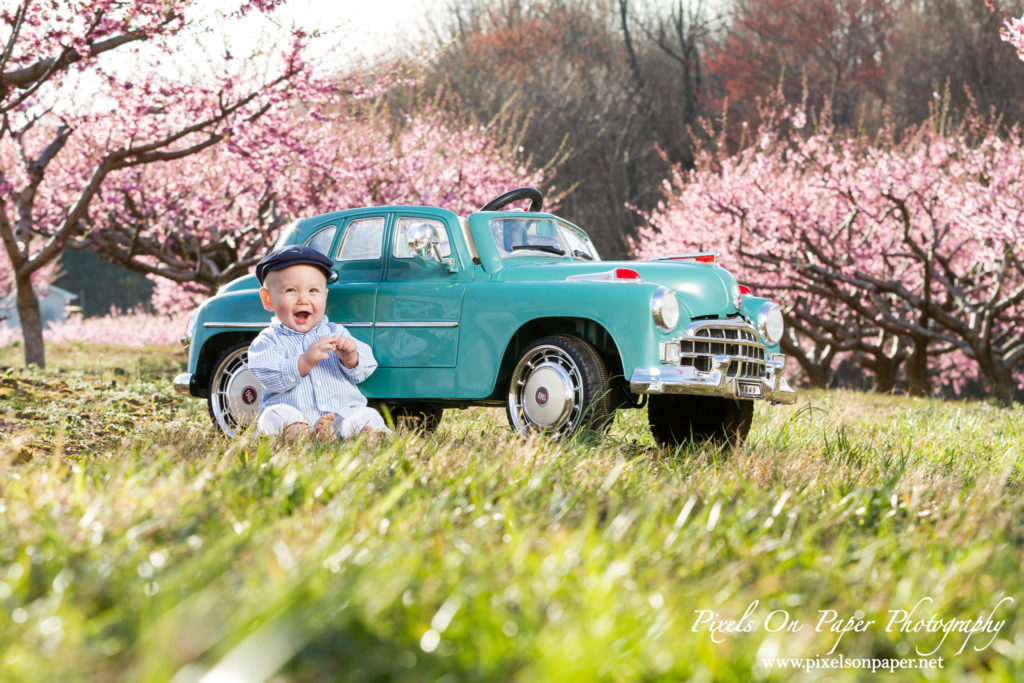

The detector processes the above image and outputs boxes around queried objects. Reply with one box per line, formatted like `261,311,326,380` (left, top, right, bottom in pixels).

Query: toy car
174,188,796,445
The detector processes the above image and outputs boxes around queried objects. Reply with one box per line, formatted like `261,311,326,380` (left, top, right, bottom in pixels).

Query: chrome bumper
173,373,195,397
630,356,797,404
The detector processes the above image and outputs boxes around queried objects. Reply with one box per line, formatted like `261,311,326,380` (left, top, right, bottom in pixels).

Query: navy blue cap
255,246,334,285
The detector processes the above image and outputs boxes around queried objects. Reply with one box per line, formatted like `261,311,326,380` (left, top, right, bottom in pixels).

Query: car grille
677,321,767,379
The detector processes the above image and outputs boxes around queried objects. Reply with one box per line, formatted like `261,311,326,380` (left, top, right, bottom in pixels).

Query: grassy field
0,343,1021,681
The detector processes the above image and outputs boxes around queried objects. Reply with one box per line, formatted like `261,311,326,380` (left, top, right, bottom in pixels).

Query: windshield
488,217,600,260
271,220,301,251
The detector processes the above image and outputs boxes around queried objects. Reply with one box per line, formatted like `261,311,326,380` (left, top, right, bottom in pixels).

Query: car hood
493,259,740,317
219,274,260,293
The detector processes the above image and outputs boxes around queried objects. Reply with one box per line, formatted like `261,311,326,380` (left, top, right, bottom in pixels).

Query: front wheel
647,395,753,449
208,342,262,436
506,334,612,439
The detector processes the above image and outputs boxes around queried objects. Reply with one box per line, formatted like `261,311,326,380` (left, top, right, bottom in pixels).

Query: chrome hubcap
523,364,573,426
211,347,260,435
509,344,584,438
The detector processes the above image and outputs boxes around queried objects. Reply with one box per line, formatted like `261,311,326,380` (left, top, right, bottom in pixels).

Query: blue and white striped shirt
247,316,377,423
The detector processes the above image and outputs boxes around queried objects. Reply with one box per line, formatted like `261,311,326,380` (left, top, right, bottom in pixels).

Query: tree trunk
782,334,834,388
990,373,1016,406
975,353,1017,407
904,333,929,397
804,363,832,389
15,273,46,368
870,355,900,394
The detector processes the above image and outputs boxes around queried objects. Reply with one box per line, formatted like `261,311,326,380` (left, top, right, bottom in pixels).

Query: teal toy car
174,188,796,445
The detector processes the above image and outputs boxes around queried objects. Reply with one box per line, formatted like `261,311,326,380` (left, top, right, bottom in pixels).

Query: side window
393,217,451,260
304,226,337,255
336,217,385,261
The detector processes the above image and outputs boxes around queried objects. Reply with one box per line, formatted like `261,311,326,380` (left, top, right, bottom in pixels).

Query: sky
72,0,443,103
345,0,441,45
236,0,444,68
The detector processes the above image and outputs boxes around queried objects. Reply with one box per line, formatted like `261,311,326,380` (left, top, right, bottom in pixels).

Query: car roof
291,206,570,263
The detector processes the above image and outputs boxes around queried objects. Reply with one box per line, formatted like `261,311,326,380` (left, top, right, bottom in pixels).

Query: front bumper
630,356,797,404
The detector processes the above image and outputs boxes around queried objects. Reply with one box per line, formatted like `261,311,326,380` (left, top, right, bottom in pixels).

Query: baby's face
259,264,328,334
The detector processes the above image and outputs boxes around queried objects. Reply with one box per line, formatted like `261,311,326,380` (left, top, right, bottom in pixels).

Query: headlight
758,302,784,344
181,310,197,348
652,286,679,332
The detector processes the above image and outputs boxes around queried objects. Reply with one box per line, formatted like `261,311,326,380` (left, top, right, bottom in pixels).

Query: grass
0,343,1022,681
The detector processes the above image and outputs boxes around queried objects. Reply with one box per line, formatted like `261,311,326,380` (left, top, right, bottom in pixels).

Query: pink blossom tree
0,0,323,367
1000,14,1024,59
0,239,61,307
634,101,1024,404
76,97,553,317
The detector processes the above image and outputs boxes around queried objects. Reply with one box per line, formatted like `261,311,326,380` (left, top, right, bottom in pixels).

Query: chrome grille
675,320,767,379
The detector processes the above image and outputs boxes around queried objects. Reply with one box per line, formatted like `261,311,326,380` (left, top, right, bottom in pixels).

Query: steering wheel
480,187,544,212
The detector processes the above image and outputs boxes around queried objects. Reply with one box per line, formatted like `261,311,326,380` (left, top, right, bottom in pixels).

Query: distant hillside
55,250,153,317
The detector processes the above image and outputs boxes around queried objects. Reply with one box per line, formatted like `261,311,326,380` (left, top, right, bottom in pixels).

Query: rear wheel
506,334,612,439
208,342,262,436
648,395,753,449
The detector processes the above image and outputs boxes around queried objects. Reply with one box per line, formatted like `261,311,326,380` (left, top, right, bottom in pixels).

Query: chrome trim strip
630,364,796,404
203,322,270,329
678,352,766,364
203,321,459,329
683,316,757,336
204,321,378,329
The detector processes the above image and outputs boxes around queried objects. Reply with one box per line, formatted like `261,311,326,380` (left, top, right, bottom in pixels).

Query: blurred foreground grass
0,344,1022,681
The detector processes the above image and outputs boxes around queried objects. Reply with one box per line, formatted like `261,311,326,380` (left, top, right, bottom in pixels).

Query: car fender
188,289,270,384
456,280,672,398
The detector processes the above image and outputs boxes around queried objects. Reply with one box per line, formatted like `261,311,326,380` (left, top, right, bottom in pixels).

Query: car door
374,214,471,367
324,215,386,347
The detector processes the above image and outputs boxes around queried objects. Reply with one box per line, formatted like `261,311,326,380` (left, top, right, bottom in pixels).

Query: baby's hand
299,337,340,376
335,335,359,368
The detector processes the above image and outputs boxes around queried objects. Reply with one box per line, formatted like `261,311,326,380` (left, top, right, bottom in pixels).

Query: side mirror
407,223,440,260
406,224,457,272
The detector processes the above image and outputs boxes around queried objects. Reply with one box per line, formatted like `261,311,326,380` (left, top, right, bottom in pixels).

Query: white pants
257,404,390,438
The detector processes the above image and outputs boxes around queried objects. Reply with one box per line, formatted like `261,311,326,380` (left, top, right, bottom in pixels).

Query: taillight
739,285,752,296
655,252,719,264
566,269,644,283
181,310,195,348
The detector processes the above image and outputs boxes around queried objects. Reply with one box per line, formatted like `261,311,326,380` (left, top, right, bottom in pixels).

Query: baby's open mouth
294,311,311,323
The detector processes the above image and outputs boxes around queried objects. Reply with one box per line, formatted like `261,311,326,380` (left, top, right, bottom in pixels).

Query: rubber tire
506,334,613,439
207,341,261,437
382,405,444,432
648,395,754,449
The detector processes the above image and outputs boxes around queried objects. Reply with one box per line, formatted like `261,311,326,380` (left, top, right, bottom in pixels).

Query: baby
246,245,389,440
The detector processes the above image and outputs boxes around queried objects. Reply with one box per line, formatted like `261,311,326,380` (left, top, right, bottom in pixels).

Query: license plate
738,381,762,398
